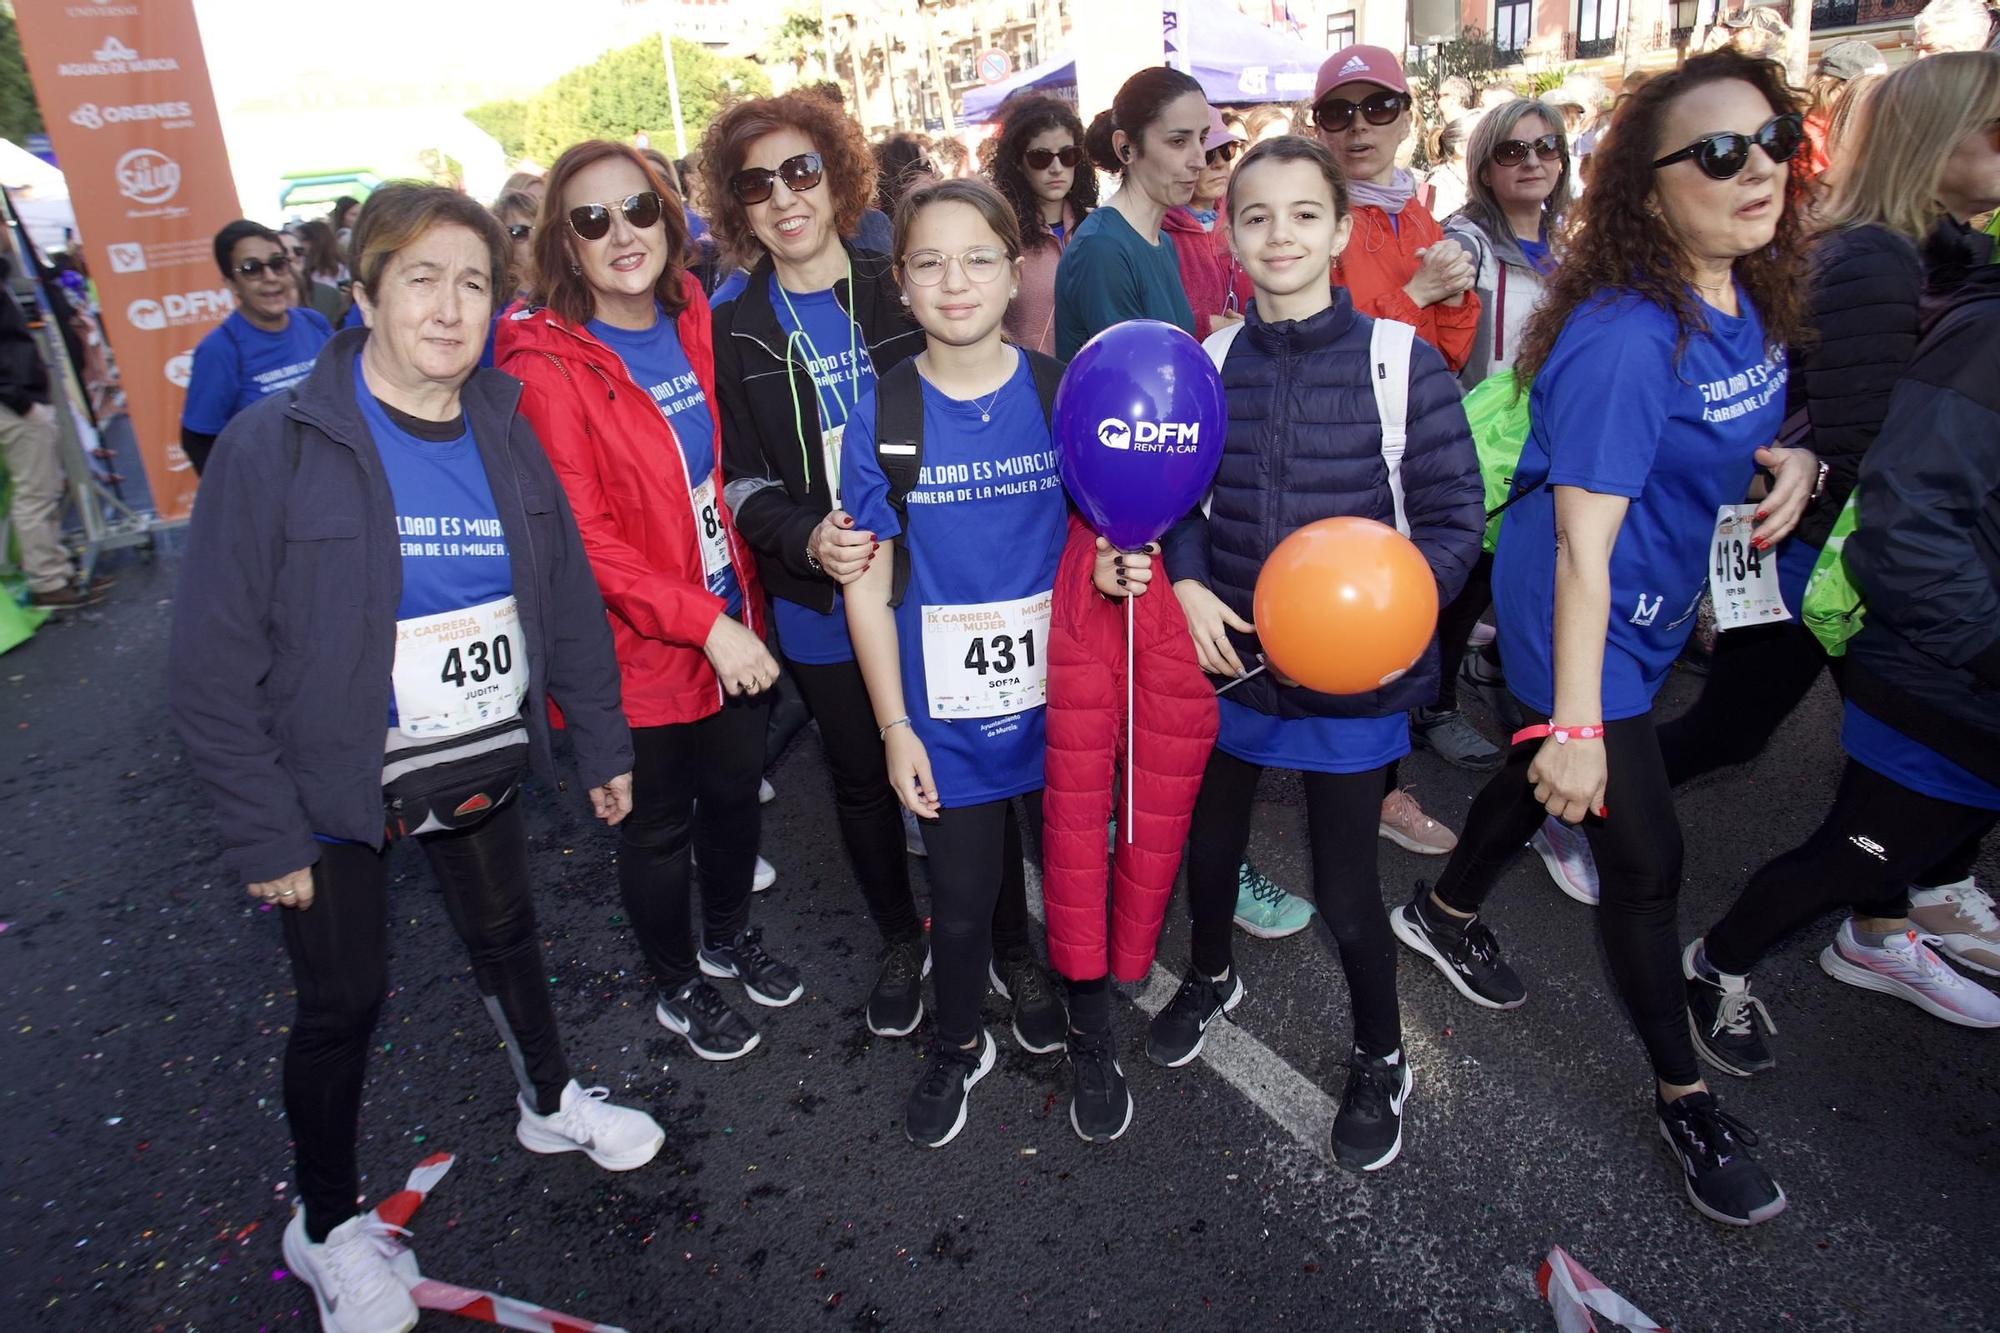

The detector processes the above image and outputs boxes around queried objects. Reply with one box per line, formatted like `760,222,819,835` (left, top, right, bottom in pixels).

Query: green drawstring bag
1801,488,1864,657
1464,369,1535,553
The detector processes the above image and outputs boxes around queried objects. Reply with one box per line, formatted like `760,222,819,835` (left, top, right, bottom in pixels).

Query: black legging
1656,620,1827,786
1432,712,1698,1085
1704,760,1999,976
921,797,1035,1047
620,693,770,992
1188,751,1402,1059
787,656,923,943
1431,553,1493,714
283,800,570,1241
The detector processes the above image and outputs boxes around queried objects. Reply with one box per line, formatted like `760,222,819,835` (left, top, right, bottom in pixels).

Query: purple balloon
1055,320,1226,550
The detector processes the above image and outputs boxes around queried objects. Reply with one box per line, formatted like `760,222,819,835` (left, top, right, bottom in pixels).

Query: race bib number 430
1709,504,1791,632
921,590,1052,720
392,595,528,737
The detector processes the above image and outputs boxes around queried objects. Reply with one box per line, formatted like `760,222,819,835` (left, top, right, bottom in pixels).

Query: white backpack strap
1198,323,1243,518
1369,318,1415,536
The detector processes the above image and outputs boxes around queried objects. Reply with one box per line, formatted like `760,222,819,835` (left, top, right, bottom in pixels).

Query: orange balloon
1252,517,1440,695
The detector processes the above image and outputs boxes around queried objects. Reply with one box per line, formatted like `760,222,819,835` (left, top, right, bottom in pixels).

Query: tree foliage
502,37,771,167
0,5,46,146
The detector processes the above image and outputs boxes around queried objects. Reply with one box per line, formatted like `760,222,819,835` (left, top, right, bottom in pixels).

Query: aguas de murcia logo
57,36,181,78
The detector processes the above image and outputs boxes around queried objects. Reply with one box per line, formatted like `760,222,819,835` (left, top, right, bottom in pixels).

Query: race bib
690,475,731,579
392,595,528,738
921,590,1052,720
1709,504,1791,632
821,423,845,509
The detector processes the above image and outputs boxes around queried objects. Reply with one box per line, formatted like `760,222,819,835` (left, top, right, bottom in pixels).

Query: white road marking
1021,862,1342,1162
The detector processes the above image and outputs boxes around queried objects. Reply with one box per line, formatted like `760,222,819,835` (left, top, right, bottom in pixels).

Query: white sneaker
1818,921,2000,1029
759,778,775,805
752,855,777,893
902,805,929,857
1530,816,1600,906
281,1208,419,1333
1907,877,2000,977
515,1080,665,1171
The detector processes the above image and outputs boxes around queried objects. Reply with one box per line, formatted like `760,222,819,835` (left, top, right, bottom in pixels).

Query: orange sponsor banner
15,0,244,522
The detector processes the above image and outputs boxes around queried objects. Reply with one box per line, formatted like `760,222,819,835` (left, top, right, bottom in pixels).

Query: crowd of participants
158,15,2000,1330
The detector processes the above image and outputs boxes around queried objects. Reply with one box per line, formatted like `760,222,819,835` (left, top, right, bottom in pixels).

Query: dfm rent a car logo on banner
15,2,242,520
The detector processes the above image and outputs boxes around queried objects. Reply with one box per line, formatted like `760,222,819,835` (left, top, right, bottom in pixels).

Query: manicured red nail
1754,510,1767,520
1597,806,1608,818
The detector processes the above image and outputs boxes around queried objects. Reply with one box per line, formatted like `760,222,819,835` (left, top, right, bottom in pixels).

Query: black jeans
1432,712,1699,1085
1431,552,1493,714
786,656,922,942
921,797,1036,1046
1704,761,1999,975
283,800,569,1241
1187,751,1402,1059
1656,620,1828,787
621,693,770,992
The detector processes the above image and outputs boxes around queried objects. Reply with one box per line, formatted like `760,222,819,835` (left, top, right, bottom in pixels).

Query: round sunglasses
567,190,663,242
1491,133,1565,167
729,151,825,205
1023,145,1081,171
1311,90,1408,134
1652,113,1804,180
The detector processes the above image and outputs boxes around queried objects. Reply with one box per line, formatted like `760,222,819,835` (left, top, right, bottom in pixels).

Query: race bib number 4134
1709,504,1791,632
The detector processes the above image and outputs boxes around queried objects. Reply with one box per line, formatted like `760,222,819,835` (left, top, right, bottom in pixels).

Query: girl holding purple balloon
1156,135,1484,1171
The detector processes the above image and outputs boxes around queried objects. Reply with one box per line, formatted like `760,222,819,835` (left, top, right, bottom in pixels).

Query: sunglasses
1205,140,1245,167
902,246,1008,287
234,254,292,278
1491,133,1566,166
729,151,825,205
506,222,533,241
1652,113,1804,180
567,190,663,241
1023,145,1081,171
1311,90,1408,133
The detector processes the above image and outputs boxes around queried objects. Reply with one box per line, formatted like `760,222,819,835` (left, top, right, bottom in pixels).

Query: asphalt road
3,542,1995,1333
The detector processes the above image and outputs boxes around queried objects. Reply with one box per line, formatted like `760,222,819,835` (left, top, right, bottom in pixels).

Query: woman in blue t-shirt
1157,137,1483,1172
844,179,1104,1149
1397,51,1820,1227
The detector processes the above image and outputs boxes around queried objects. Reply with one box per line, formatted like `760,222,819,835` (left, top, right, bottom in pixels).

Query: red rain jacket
1332,200,1481,373
1163,205,1231,341
1042,516,1218,982
496,272,763,729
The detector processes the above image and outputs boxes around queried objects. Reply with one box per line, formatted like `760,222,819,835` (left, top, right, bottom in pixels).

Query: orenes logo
69,103,103,130
1096,418,1132,450
164,352,194,387
68,100,193,131
115,148,180,205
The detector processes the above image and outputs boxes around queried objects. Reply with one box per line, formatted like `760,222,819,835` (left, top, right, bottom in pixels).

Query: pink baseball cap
1312,45,1410,103
1203,106,1247,152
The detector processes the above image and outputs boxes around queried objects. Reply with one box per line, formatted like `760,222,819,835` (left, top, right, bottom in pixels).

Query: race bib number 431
392,595,528,737
921,590,1052,720
1709,504,1791,632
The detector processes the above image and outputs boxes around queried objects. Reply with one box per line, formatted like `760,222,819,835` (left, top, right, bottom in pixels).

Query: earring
1010,289,1019,298
899,292,910,305
569,261,581,275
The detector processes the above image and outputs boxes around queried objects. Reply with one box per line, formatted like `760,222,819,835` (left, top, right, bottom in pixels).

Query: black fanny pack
381,720,529,841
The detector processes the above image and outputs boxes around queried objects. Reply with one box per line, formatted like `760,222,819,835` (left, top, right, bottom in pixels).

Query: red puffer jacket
1043,516,1218,982
496,272,763,728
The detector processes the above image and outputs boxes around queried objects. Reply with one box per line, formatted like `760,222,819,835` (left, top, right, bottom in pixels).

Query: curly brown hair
529,140,694,327
1513,49,1809,386
695,92,877,268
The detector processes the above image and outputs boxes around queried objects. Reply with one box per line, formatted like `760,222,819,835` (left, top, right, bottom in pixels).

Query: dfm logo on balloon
1096,417,1200,454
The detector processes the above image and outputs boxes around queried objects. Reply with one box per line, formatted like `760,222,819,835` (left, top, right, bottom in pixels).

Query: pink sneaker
1906,877,2000,977
1530,816,1599,906
1818,921,2000,1029
1378,788,1457,856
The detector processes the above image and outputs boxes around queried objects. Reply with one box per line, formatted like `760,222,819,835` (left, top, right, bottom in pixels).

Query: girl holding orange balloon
1155,136,1484,1173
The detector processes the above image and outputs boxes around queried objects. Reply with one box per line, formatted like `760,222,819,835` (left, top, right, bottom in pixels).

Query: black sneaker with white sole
656,978,760,1060
867,936,930,1037
1145,967,1245,1068
1656,1090,1787,1227
905,1029,996,1148
1413,706,1504,772
698,927,804,1007
1683,939,1776,1077
1390,884,1526,1010
1332,1049,1413,1172
1067,1027,1134,1143
989,952,1067,1054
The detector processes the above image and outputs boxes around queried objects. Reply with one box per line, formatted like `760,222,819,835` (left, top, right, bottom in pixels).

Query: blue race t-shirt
770,274,878,664
182,308,333,434
342,301,366,330
587,306,742,614
355,358,515,727
1517,237,1555,275
1492,287,1788,721
1844,703,2000,812
1217,701,1410,775
842,350,1067,807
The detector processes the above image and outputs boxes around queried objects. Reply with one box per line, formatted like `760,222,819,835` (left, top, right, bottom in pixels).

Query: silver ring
279,890,296,898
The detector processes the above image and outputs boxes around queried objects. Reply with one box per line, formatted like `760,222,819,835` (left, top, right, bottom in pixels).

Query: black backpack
873,349,1066,607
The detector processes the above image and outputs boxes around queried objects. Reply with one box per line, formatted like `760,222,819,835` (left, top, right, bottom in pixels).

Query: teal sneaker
1233,862,1315,939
